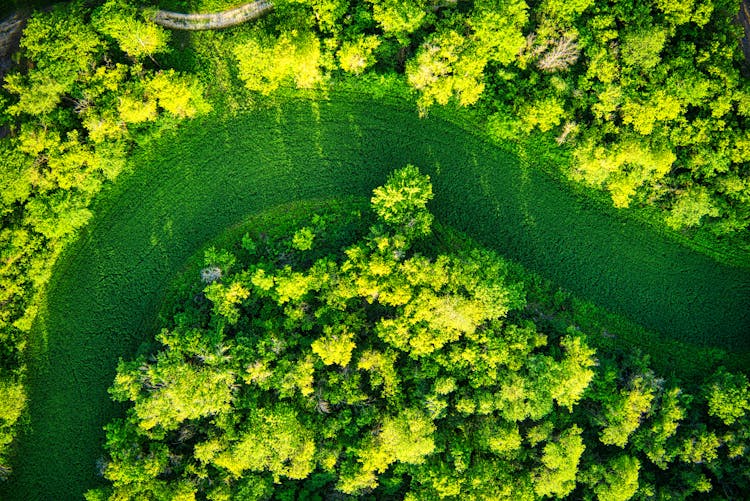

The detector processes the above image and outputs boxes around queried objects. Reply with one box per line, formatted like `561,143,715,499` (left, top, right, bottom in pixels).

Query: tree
406,28,486,111
519,96,566,133
110,355,235,433
571,136,675,208
311,325,357,366
533,425,585,497
538,0,593,23
291,226,316,251
470,0,528,65
145,70,211,119
337,35,380,75
234,31,323,95
599,375,655,447
369,0,433,44
620,27,668,71
631,386,684,468
92,0,170,60
706,369,750,426
204,280,251,325
340,408,435,494
665,186,719,230
370,164,433,239
196,405,316,480
0,378,26,454
550,335,596,410
587,455,640,501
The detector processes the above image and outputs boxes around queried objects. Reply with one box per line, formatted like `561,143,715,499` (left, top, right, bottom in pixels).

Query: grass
2,96,749,499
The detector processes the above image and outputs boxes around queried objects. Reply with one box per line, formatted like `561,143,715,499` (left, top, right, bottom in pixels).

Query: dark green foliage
88,168,749,500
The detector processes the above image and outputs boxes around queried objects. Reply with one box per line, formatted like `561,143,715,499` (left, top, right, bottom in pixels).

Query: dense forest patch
86,167,750,499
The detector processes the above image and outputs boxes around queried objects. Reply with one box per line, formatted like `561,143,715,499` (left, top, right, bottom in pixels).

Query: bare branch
537,36,580,72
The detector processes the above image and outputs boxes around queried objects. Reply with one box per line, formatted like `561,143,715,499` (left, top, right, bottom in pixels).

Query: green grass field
3,95,749,499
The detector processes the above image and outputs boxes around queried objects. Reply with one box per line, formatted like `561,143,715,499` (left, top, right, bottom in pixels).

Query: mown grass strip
2,97,749,499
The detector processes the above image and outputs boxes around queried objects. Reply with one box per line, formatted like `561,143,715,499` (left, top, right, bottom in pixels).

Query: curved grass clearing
3,95,749,499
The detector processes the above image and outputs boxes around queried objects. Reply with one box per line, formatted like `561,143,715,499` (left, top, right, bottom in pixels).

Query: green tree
519,96,566,133
110,355,235,433
145,70,211,119
369,0,433,44
470,0,528,65
706,369,750,426
599,375,655,447
92,0,170,60
406,28,486,111
665,186,719,229
533,425,585,497
587,455,640,501
196,405,316,480
370,164,433,239
234,31,323,94
338,35,381,75
620,27,668,71
311,325,357,366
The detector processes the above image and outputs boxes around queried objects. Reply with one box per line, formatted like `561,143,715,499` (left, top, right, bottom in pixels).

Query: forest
0,0,748,498
86,167,750,499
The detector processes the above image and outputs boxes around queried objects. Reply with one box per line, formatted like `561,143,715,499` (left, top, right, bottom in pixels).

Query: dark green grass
3,96,749,499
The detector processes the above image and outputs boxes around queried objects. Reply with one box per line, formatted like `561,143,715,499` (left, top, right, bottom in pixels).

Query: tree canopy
87,167,750,500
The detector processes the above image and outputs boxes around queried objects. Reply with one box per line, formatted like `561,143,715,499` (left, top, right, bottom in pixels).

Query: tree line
229,0,750,234
0,0,210,474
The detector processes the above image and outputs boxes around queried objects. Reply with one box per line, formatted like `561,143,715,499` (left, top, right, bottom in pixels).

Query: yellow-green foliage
665,187,719,229
572,138,676,208
520,97,566,133
338,35,380,75
92,0,171,59
600,376,656,447
406,29,485,110
533,425,585,498
311,326,357,366
198,405,316,480
146,70,212,119
234,31,323,94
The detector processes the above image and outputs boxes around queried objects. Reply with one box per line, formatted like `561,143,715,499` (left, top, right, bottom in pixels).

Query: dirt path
0,11,27,80
151,0,273,30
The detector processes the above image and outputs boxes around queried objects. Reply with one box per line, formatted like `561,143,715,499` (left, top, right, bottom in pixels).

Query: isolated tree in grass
370,163,433,240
